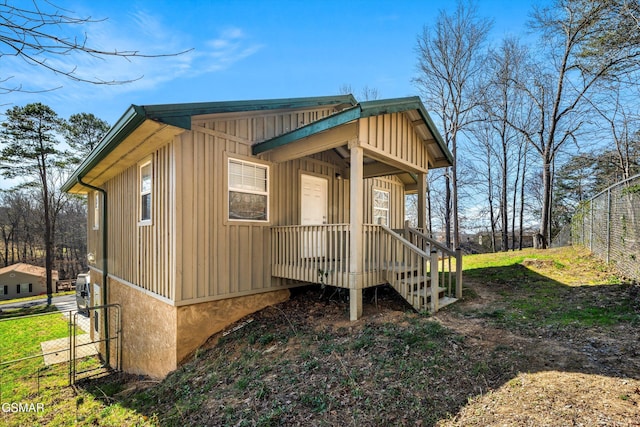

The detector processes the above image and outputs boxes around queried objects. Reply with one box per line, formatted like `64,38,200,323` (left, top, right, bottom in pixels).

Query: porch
253,97,457,320
271,223,462,314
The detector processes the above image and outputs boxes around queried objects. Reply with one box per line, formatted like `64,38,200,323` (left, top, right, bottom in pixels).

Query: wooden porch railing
394,223,463,305
271,223,461,312
374,225,434,311
271,224,351,287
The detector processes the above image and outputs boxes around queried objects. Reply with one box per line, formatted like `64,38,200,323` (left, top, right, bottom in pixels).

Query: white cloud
195,27,264,75
0,6,263,109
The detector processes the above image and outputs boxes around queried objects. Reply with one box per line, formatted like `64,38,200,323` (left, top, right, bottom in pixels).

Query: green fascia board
61,105,147,192
143,94,358,130
253,96,453,167
358,96,422,117
61,94,357,193
252,106,362,155
414,102,453,166
360,97,453,166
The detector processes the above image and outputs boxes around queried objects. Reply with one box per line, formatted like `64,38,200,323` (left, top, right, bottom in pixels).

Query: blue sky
2,0,546,126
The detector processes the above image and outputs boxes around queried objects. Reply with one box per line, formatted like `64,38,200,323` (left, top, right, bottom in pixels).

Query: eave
253,96,453,169
62,94,358,194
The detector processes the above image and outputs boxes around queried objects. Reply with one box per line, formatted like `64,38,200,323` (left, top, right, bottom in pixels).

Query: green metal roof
61,95,357,193
252,96,453,167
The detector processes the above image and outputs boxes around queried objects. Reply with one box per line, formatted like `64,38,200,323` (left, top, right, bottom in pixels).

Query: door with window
301,174,328,257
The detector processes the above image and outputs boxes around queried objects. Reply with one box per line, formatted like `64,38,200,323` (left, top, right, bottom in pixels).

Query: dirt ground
81,250,640,426
434,278,640,426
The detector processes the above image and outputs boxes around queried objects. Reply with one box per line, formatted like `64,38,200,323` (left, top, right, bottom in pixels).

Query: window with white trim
139,161,152,224
228,158,269,221
93,191,100,230
373,189,390,226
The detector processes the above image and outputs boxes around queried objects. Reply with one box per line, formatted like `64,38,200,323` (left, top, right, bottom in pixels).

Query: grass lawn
0,291,75,306
1,246,638,426
0,306,143,426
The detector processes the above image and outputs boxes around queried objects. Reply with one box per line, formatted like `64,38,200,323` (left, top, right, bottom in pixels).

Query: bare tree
508,0,640,248
0,1,190,93
470,122,499,251
413,1,492,248
586,86,640,181
481,38,531,251
338,84,380,101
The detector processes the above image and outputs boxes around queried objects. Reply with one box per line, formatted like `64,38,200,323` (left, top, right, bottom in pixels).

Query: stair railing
398,222,462,301
371,224,441,311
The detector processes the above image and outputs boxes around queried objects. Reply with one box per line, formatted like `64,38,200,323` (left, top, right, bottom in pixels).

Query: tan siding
175,128,276,304
358,113,430,173
176,117,379,304
93,142,176,301
90,105,415,306
193,106,339,144
364,176,406,228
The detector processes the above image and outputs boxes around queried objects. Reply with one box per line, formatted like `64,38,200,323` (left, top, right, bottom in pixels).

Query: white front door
301,174,328,257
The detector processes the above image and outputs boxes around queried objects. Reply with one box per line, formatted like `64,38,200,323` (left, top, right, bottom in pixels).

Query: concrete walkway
33,295,96,365
40,334,98,366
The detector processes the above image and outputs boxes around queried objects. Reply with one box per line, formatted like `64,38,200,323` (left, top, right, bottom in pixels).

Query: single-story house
61,94,460,378
0,263,58,300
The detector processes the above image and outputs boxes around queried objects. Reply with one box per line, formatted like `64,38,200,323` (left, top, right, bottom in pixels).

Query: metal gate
70,304,121,384
0,303,121,404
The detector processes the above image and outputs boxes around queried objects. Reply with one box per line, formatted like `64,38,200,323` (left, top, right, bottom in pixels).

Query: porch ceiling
252,96,453,169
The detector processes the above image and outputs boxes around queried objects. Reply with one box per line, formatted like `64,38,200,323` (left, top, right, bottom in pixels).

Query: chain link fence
0,304,120,408
572,174,640,282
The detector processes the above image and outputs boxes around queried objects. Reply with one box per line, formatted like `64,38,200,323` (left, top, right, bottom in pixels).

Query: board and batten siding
87,143,176,301
192,106,340,144
364,176,405,229
87,104,411,306
173,131,350,304
175,120,406,305
358,113,430,173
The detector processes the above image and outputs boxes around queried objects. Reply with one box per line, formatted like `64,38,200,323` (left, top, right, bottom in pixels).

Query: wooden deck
271,224,462,312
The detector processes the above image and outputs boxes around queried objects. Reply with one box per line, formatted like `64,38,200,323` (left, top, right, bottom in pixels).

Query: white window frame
93,191,100,230
373,189,390,226
228,158,269,222
139,160,152,226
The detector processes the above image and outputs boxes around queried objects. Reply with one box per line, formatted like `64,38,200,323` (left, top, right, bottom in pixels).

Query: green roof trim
61,94,357,193
61,105,147,192
253,96,453,166
252,106,361,154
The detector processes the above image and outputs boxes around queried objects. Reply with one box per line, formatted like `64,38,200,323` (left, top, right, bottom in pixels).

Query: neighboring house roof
0,263,58,278
61,94,452,193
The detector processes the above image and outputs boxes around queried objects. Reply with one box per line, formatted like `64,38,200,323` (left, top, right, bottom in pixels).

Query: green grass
0,309,148,426
0,291,75,306
2,246,638,426
459,247,638,332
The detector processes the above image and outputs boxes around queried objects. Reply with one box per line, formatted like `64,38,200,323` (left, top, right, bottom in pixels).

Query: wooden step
437,296,458,310
407,286,446,300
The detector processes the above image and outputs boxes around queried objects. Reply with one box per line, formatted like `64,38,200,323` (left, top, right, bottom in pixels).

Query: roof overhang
253,96,453,169
62,94,358,194
61,106,187,193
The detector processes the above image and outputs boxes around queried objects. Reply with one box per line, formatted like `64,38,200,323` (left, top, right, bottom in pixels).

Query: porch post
349,142,364,321
417,172,426,230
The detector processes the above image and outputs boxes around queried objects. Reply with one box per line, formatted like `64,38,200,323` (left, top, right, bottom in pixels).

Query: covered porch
253,97,459,320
